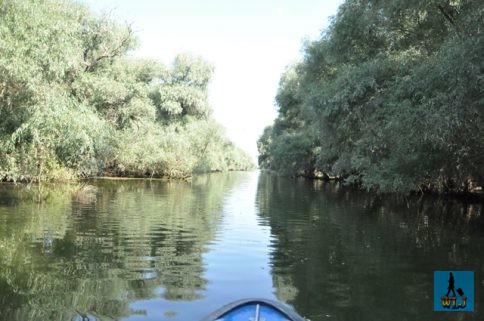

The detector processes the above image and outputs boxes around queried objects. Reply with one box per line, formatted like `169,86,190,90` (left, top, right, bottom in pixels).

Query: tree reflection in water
1,172,482,321
0,173,243,321
256,173,484,321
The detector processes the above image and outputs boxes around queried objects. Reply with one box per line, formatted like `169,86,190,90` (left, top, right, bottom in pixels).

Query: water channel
0,172,482,321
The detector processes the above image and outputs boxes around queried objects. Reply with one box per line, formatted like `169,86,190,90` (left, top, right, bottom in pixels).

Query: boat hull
202,298,306,321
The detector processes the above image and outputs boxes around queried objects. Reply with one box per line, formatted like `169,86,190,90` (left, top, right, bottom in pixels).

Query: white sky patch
276,7,285,17
81,0,344,161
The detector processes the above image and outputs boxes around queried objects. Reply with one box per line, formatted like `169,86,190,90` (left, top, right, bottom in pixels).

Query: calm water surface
0,172,483,321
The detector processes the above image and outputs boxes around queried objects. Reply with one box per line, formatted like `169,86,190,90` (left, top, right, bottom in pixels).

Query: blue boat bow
202,298,306,321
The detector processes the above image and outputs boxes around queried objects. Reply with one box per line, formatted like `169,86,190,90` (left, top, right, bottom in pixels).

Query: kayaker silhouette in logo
446,272,456,297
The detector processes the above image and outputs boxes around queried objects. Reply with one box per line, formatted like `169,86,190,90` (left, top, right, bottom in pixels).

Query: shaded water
0,172,483,321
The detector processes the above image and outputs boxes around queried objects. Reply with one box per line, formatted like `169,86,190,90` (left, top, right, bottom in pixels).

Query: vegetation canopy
0,0,253,182
258,0,484,194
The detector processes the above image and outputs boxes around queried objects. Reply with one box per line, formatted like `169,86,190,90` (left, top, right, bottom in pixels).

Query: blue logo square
434,271,474,312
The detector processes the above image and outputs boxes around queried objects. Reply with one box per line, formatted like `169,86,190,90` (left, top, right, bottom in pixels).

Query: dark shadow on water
255,173,484,321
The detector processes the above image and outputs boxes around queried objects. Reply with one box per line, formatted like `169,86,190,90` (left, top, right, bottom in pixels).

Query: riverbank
0,168,256,184
262,170,484,202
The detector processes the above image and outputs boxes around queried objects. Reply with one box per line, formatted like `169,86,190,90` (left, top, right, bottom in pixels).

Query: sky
81,0,344,160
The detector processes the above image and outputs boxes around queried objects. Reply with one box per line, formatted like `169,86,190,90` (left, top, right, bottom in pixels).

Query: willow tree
259,0,484,193
0,0,253,182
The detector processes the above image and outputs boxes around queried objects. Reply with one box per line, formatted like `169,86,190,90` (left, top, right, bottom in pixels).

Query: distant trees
258,0,484,193
0,0,253,182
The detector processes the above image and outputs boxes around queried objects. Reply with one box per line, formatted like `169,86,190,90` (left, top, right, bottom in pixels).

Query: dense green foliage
0,0,253,182
258,0,484,193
